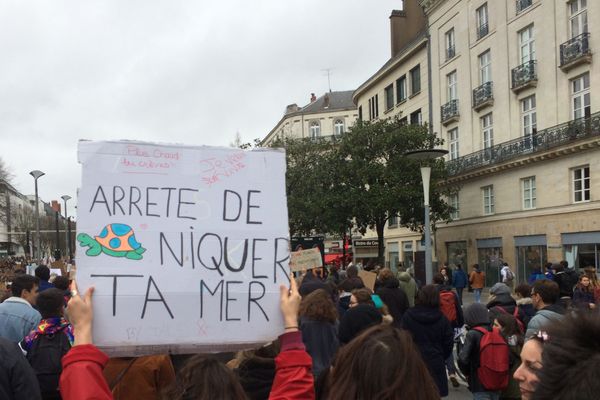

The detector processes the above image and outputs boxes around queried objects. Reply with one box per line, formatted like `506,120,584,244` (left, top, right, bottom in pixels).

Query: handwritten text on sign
76,141,290,354
289,248,323,273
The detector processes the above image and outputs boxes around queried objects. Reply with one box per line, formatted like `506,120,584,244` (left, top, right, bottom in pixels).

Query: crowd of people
0,259,598,400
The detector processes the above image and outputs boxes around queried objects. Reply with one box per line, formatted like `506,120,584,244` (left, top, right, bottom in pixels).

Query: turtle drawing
77,223,146,260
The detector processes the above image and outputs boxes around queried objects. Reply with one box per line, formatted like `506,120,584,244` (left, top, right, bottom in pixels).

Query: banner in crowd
76,140,290,355
289,248,323,272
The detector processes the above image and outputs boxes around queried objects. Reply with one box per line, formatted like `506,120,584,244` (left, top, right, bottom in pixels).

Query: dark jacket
572,287,595,310
299,318,339,377
375,278,410,328
236,357,275,400
458,324,490,393
401,306,453,397
554,270,578,298
516,298,536,322
0,337,42,400
452,269,468,289
487,294,529,327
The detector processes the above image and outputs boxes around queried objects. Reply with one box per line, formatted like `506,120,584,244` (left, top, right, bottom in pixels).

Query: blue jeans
472,392,500,400
474,288,482,303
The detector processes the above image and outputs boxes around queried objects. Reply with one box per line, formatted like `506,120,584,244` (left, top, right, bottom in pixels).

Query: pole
30,170,45,260
54,211,60,259
61,195,71,260
421,166,432,284
67,218,72,259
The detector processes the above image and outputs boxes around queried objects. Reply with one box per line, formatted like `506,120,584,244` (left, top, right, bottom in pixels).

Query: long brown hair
326,324,440,400
298,288,338,323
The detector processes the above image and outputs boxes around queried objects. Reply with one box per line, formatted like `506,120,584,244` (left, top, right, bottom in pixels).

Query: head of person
432,273,445,285
298,289,337,324
531,279,560,310
473,263,480,271
577,275,591,291
163,355,247,400
489,282,512,301
377,268,394,283
350,288,374,308
34,265,51,281
346,265,358,278
338,304,382,344
11,275,40,305
52,276,70,291
513,333,547,400
559,260,569,269
515,283,532,300
583,267,599,285
456,263,462,270
493,313,522,340
415,284,439,308
440,267,448,276
544,262,553,273
326,324,440,400
36,288,66,319
463,303,489,328
552,263,564,273
533,312,600,400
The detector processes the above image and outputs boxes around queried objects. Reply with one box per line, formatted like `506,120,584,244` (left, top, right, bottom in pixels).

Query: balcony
516,0,532,14
511,60,537,93
477,22,489,40
447,112,600,177
446,46,456,61
560,33,592,71
472,81,494,111
441,99,459,125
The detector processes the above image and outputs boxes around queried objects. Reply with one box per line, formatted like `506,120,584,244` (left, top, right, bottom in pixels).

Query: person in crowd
552,261,578,303
514,283,536,322
20,288,74,400
397,267,417,307
543,262,554,280
338,265,364,291
298,269,331,297
458,303,504,400
51,276,71,307
572,274,595,311
532,311,600,400
375,268,409,327
441,264,453,286
401,285,453,397
525,280,564,338
338,302,382,345
35,266,55,292
298,289,339,377
500,262,515,289
336,279,354,318
469,264,486,303
527,267,545,285
229,342,278,400
0,336,42,400
583,266,600,302
493,314,523,400
452,263,468,305
0,275,41,342
513,331,547,400
487,283,527,331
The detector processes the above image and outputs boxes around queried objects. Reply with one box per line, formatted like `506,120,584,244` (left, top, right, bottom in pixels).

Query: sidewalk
461,287,491,308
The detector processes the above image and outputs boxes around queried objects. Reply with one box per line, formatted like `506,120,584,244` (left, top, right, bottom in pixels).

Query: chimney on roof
390,0,426,58
323,94,330,109
285,104,299,114
310,93,317,102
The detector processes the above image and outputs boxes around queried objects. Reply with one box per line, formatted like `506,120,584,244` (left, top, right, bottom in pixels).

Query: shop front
353,239,382,269
515,235,547,282
562,231,600,270
476,238,503,287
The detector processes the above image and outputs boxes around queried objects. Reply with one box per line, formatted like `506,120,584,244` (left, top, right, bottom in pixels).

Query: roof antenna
321,68,333,92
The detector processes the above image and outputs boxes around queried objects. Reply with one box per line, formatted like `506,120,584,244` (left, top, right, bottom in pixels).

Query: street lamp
404,149,448,285
61,195,72,260
29,170,45,260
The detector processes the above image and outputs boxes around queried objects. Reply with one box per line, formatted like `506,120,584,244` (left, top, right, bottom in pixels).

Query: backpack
506,268,514,281
439,290,457,322
26,327,71,397
473,326,510,391
496,306,525,334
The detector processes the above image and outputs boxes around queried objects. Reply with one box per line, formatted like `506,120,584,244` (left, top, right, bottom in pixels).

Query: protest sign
50,268,62,277
289,248,323,273
76,140,290,356
358,270,377,291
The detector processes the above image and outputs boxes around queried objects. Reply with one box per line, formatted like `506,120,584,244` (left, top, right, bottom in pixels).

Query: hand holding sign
279,274,300,332
67,280,95,346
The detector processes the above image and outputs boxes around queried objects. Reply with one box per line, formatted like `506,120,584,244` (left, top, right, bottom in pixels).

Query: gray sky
1,0,400,217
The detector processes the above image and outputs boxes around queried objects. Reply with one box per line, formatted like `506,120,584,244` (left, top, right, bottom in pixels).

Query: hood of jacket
487,294,517,309
398,272,412,282
516,297,533,306
380,277,400,289
405,305,444,325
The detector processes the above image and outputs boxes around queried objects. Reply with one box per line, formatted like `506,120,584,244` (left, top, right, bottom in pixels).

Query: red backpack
473,326,510,391
439,290,457,323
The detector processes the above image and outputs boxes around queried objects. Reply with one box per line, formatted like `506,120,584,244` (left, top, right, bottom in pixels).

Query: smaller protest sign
289,248,323,273
358,270,377,291
50,268,62,277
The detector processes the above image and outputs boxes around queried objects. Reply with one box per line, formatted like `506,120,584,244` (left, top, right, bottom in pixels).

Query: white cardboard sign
289,248,323,272
76,140,290,355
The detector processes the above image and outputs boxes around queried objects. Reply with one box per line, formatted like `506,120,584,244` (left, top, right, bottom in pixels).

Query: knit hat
338,304,382,344
490,283,511,296
463,303,490,327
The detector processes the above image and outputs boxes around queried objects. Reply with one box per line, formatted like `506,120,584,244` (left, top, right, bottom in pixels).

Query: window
445,28,456,59
388,214,399,228
309,121,320,139
573,166,590,202
447,70,457,101
481,113,493,149
410,65,421,95
410,109,422,125
476,3,489,39
368,94,379,120
449,128,459,160
571,73,590,119
483,185,494,215
358,105,363,121
519,25,535,64
522,176,536,209
521,95,536,143
334,119,345,136
479,50,492,84
385,84,394,111
399,116,408,126
396,76,407,103
570,0,588,38
450,193,460,219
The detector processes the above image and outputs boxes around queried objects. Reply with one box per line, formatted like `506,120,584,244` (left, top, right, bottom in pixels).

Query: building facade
422,0,600,283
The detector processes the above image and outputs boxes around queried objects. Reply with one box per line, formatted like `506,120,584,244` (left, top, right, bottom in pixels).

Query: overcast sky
1,0,400,217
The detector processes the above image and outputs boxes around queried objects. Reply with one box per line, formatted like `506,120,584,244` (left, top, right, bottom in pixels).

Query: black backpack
26,327,71,399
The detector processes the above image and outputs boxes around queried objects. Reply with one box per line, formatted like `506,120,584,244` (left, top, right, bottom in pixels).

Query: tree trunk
376,221,385,267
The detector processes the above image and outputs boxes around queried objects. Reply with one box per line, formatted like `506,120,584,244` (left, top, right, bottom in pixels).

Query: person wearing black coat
375,270,410,328
0,336,42,400
401,285,453,397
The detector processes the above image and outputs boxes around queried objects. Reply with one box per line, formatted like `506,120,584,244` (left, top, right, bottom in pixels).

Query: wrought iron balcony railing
441,99,459,124
446,46,456,60
560,33,591,67
511,60,537,90
447,112,600,176
516,0,532,14
477,22,489,40
472,81,493,110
